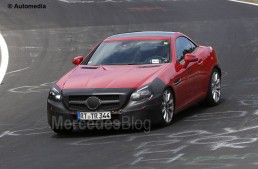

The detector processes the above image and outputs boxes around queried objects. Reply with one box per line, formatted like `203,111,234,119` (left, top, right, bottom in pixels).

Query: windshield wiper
125,63,141,65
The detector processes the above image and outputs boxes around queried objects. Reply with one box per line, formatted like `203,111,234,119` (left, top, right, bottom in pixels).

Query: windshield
86,40,171,65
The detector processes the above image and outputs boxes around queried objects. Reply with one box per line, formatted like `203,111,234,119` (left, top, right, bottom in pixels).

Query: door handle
198,59,203,65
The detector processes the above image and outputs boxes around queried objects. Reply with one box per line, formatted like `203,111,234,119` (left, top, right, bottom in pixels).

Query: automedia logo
8,4,47,9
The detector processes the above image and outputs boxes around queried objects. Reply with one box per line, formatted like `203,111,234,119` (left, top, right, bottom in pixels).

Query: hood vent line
138,65,161,68
81,66,99,69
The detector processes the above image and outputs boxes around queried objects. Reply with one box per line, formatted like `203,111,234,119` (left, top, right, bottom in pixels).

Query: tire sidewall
206,69,221,106
160,88,174,126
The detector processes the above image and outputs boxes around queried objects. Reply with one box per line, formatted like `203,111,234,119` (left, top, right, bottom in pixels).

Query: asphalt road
1,0,258,168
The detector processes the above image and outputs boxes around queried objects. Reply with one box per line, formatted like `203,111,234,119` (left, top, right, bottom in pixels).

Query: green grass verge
240,0,258,3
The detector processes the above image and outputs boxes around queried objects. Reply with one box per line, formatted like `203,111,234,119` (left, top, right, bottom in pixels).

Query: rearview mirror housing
72,56,84,65
184,53,198,62
183,53,198,68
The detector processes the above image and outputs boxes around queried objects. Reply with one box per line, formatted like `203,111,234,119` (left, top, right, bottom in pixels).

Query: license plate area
77,112,111,120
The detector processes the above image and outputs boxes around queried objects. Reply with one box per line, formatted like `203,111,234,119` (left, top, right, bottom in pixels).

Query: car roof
106,31,175,40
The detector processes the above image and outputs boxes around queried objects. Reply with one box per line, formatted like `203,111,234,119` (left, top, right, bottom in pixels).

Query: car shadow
172,97,226,125
51,127,145,139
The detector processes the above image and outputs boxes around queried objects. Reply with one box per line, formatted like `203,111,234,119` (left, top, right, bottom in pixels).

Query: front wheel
206,69,221,106
160,88,174,126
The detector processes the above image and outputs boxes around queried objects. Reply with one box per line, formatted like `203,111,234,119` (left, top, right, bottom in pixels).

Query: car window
176,37,197,63
85,40,171,65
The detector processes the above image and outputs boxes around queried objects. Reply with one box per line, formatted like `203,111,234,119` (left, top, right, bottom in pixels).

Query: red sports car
47,31,221,133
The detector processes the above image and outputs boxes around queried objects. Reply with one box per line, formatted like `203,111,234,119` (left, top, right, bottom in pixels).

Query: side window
176,37,197,63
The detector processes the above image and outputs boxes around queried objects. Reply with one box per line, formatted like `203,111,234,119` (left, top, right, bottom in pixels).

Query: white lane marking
130,153,184,165
5,67,29,75
0,131,13,138
228,0,258,6
0,33,9,84
222,71,228,78
8,81,55,94
25,131,53,135
23,46,42,49
0,127,50,138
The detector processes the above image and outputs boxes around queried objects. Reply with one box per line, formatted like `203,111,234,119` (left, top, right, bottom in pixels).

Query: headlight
49,85,62,101
130,86,152,101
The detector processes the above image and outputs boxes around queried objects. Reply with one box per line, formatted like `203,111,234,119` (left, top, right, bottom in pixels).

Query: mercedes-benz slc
47,31,221,134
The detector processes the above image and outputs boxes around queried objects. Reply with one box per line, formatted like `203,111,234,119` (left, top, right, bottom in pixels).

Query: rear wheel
160,88,174,126
206,69,221,106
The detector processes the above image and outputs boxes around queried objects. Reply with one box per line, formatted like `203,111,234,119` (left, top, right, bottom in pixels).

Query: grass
240,0,258,3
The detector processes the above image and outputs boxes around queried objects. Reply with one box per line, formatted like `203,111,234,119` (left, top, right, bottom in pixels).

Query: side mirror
184,53,198,62
72,56,83,65
183,53,198,68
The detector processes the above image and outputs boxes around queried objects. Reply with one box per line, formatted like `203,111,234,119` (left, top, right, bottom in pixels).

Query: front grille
68,95,121,111
69,95,119,101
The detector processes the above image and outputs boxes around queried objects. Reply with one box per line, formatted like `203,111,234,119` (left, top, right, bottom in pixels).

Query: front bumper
47,96,162,130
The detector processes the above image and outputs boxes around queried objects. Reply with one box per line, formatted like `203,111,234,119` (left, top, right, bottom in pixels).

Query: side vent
138,65,161,68
81,66,99,69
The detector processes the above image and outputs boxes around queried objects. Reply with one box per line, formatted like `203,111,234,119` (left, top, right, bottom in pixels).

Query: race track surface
1,0,258,168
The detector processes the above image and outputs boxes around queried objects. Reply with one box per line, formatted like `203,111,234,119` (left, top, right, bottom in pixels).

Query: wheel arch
166,86,175,99
149,77,176,103
213,64,222,78
164,85,176,111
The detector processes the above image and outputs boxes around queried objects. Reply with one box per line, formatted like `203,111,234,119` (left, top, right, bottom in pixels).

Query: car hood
59,64,169,89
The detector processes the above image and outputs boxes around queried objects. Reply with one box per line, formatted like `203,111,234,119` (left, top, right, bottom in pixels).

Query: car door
174,37,202,108
191,45,208,97
183,37,206,100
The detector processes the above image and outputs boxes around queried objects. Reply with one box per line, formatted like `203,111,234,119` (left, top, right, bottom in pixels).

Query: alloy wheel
211,72,221,103
161,89,174,124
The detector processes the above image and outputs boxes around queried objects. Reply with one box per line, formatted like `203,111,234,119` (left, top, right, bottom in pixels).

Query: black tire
206,68,221,106
160,88,175,126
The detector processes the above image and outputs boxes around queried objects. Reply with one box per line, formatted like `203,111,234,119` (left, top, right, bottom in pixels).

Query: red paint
72,56,83,65
59,64,170,89
56,32,220,113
